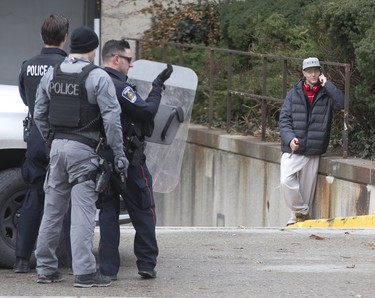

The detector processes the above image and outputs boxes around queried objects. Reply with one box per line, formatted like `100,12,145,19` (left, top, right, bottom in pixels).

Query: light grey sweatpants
280,153,319,223
35,139,99,276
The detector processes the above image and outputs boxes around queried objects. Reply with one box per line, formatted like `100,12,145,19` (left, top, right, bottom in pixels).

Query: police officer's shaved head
41,14,69,46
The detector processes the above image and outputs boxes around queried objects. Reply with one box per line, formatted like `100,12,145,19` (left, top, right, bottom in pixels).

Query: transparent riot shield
127,60,198,193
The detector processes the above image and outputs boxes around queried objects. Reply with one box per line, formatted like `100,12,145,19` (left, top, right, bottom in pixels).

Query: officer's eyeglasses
113,54,132,64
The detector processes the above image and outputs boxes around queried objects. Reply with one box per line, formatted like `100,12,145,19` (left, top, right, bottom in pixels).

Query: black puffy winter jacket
279,79,344,156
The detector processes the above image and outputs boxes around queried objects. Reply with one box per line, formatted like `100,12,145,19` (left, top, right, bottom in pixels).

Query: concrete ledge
327,158,375,185
187,124,281,164
188,124,375,186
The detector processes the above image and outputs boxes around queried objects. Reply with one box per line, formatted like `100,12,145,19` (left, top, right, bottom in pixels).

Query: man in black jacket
15,14,71,273
97,39,172,280
279,57,344,226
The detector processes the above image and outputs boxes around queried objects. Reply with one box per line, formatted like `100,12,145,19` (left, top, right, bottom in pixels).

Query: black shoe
14,257,30,273
37,271,63,283
138,269,157,279
74,271,112,288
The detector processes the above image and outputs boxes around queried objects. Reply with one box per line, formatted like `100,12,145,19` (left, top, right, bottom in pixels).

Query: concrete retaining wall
154,125,375,227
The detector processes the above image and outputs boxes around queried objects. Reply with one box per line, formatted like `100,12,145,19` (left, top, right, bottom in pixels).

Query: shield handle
161,106,184,141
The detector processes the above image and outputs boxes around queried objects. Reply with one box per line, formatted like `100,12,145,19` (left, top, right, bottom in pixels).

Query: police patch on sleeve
122,86,137,103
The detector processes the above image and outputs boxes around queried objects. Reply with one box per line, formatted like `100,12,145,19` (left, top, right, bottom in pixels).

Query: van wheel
0,168,29,269
0,168,68,269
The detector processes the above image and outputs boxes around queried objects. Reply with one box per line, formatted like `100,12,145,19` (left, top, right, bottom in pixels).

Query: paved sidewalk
1,227,375,297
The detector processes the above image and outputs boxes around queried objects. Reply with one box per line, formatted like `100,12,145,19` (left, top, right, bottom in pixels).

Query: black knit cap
70,26,99,54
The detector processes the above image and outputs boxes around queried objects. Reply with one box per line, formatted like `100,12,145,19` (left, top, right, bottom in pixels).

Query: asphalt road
1,226,375,297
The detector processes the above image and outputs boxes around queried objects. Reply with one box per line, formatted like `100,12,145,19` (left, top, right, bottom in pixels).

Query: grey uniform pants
35,139,99,276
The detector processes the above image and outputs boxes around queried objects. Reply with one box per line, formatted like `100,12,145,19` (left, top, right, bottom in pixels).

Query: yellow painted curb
287,215,375,228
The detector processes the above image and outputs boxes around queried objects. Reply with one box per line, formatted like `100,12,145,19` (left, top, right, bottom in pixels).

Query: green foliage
219,0,320,51
348,125,375,160
219,1,256,50
251,13,320,57
355,26,375,123
306,0,375,62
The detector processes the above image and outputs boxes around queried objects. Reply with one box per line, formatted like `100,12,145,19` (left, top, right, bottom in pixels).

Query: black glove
154,64,173,87
114,155,129,182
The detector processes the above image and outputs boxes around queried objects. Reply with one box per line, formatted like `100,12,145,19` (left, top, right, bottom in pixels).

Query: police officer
15,14,71,273
97,39,172,280
33,26,129,288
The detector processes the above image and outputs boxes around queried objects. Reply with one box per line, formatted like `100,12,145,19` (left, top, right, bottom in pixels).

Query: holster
126,134,146,166
96,182,120,209
95,170,123,209
95,158,112,193
46,130,55,148
23,115,32,142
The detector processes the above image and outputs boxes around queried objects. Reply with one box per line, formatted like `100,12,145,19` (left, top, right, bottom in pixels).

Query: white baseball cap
302,57,321,70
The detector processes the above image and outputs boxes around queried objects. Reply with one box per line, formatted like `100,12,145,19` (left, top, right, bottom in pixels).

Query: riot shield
127,60,198,193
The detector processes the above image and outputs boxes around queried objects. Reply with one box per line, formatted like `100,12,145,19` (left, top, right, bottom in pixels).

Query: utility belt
68,136,117,201
71,170,98,187
53,132,99,150
54,133,103,189
71,158,112,190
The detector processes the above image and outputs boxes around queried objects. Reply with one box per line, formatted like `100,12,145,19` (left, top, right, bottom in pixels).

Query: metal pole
227,53,233,132
282,59,288,99
135,40,140,60
343,64,351,158
261,56,268,141
208,49,215,129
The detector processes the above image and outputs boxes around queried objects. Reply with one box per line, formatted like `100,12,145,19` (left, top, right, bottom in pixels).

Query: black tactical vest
49,62,102,133
21,53,65,116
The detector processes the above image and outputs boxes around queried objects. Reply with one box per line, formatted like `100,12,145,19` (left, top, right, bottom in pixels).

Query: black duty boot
138,269,157,279
14,257,30,273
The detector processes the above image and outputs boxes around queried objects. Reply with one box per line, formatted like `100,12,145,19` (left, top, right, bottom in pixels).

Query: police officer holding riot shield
15,14,71,273
98,39,172,280
33,26,128,288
